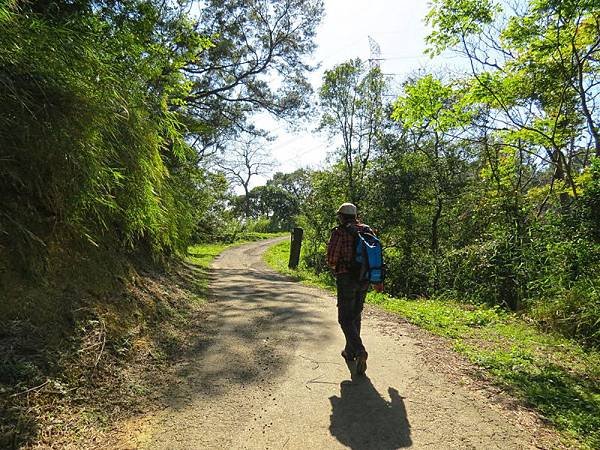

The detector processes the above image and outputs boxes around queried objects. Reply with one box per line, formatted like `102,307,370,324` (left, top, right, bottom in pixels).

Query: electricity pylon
368,36,382,69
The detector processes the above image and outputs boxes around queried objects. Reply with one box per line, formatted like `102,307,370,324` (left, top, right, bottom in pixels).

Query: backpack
347,224,385,283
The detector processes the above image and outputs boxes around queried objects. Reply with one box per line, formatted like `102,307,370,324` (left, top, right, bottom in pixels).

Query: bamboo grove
0,0,323,269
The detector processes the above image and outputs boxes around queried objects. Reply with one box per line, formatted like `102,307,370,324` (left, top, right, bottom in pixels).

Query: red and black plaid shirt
326,222,372,275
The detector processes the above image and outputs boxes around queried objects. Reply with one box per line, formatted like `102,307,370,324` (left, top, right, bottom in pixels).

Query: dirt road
127,238,551,449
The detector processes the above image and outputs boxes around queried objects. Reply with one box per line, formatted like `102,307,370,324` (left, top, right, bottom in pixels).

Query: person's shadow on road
329,377,412,449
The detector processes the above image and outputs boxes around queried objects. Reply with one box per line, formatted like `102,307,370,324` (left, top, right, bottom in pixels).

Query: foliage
294,0,600,348
184,0,324,152
234,169,314,232
319,59,385,205
0,0,324,273
0,1,209,269
425,0,501,55
298,167,349,272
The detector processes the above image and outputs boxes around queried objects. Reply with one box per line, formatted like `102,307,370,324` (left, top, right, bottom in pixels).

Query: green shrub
381,246,437,298
438,240,522,307
530,279,600,348
245,217,277,233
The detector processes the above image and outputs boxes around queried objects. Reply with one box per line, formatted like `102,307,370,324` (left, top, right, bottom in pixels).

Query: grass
264,239,600,450
263,239,336,290
187,242,233,267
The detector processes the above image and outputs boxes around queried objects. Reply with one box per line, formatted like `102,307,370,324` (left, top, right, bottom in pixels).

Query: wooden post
288,227,304,269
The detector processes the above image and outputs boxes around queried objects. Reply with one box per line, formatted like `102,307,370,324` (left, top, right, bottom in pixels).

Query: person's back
328,221,373,278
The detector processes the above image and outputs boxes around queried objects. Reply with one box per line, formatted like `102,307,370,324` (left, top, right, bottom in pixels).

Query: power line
379,55,426,60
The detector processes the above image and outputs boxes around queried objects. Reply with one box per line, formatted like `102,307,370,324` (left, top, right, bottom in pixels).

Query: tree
268,169,313,205
392,74,474,254
299,167,348,272
215,136,275,218
247,169,314,230
426,0,600,209
319,59,385,205
183,0,325,155
246,184,297,230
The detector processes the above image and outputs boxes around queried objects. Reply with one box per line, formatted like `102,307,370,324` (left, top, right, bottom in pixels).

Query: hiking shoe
341,350,355,362
356,351,368,375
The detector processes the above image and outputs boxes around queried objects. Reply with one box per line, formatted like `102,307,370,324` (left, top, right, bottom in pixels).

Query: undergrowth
264,239,600,450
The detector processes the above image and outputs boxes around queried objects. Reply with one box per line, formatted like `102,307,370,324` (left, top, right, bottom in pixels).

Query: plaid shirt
327,222,372,275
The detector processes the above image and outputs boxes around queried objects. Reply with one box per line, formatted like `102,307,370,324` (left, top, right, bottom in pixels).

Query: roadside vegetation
265,239,600,450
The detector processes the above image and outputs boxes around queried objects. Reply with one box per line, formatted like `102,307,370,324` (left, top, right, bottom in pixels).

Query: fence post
288,227,304,269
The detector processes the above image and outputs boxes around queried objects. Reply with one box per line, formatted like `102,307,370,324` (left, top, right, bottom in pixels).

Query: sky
251,0,443,187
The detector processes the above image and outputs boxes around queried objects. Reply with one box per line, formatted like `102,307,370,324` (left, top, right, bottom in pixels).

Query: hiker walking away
327,202,381,375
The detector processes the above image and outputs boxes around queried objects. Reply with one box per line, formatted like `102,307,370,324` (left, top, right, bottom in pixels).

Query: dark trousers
336,273,369,357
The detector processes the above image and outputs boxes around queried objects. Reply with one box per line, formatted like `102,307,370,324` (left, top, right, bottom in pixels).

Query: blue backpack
349,225,384,283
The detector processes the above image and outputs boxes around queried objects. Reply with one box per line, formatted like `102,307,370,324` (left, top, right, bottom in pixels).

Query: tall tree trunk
573,40,600,157
243,183,250,219
431,196,443,253
548,147,571,211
